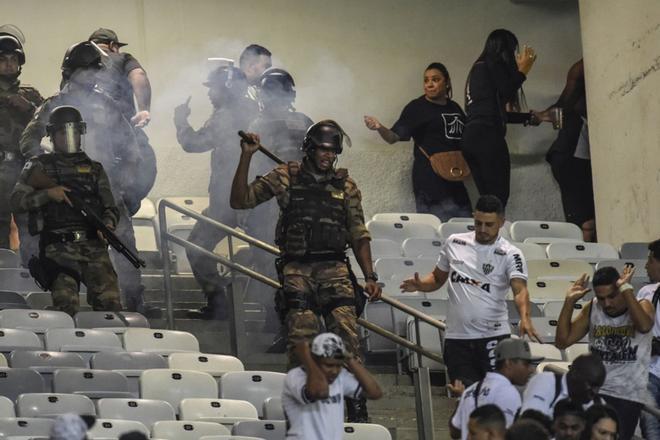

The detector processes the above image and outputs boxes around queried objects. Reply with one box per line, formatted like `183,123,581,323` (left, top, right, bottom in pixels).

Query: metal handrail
543,363,660,419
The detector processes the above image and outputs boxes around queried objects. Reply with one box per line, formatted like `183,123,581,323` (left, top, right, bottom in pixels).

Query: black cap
88,28,127,47
0,34,24,65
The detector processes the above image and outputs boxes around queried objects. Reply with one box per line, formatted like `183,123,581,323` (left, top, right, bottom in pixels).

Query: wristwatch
365,272,379,282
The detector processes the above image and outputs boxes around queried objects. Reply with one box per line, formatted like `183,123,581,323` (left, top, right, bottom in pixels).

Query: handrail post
226,235,239,356
157,207,175,330
413,316,434,440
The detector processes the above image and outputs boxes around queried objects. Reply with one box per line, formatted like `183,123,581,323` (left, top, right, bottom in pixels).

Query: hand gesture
447,379,465,397
364,115,382,131
240,132,261,155
400,272,423,293
519,317,542,343
6,94,34,113
364,280,382,302
174,96,191,124
46,185,72,206
131,110,151,128
616,264,636,289
566,273,591,302
516,45,537,75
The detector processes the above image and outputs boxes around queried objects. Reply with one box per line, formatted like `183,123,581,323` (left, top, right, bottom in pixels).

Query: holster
274,258,288,324
28,255,60,291
345,258,367,317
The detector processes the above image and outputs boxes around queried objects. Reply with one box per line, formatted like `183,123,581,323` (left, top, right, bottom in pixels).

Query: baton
237,130,285,165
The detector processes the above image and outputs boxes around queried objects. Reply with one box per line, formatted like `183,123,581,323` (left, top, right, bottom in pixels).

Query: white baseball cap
311,333,347,359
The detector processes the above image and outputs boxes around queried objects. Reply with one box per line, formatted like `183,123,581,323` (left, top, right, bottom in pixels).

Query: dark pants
462,122,511,207
601,394,644,440
549,155,595,227
0,160,22,249
414,192,472,223
443,334,510,386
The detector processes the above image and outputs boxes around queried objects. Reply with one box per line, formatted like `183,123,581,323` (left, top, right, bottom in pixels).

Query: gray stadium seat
169,225,195,273
25,292,53,310
523,237,583,246
16,393,95,418
362,301,399,353
231,420,286,440
401,238,443,259
0,368,45,401
529,317,559,344
343,423,392,440
506,300,543,324
97,398,176,431
0,309,74,336
200,436,267,440
438,222,511,241
620,242,649,260
0,396,15,417
152,420,230,440
369,238,402,259
595,259,648,278
120,312,151,328
92,351,167,397
180,398,259,425
510,221,583,242
140,369,217,415
220,372,285,418
87,418,150,439
366,220,437,244
527,259,593,281
262,397,284,421
371,212,442,229
9,350,86,391
44,328,123,363
527,279,575,302
542,300,588,319
74,311,128,328
406,315,446,371
0,268,38,292
0,291,29,310
0,417,54,438
510,242,547,261
123,328,200,355
168,353,244,384
375,257,437,282
0,353,5,367
546,242,619,264
53,368,132,399
447,217,473,223
0,328,43,355
0,249,20,268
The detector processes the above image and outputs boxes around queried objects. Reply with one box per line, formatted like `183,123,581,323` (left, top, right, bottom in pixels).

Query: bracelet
618,283,634,293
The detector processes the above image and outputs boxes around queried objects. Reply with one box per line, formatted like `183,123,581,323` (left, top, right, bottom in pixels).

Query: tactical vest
0,79,42,155
38,153,105,232
276,162,350,258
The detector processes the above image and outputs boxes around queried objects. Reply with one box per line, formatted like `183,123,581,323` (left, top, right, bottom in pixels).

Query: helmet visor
51,122,85,154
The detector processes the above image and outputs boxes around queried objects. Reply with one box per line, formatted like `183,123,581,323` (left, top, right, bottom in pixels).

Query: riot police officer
11,106,122,315
0,25,43,255
20,42,149,315
174,65,257,319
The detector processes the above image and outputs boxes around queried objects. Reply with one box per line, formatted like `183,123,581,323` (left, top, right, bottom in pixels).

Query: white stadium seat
406,315,446,371
87,418,150,439
528,342,563,361
168,353,244,382
527,260,593,281
0,417,54,438
620,242,649,260
9,350,86,391
133,198,157,219
0,269,38,292
372,212,442,229
523,237,584,246
510,242,547,261
153,420,231,440
123,328,200,355
0,328,43,355
0,395,14,417
536,361,572,374
44,328,123,363
0,249,20,268
141,369,217,415
510,221,583,242
564,343,591,361
529,317,559,344
595,259,648,278
542,300,588,319
375,257,437,282
262,396,285,421
366,220,437,244
527,279,575,302
402,237,443,259
97,398,176,431
343,422,393,440
180,398,259,425
91,351,168,397
369,238,402,259
53,369,132,399
0,309,74,336
231,420,286,440
158,196,209,225
546,242,619,264
220,371,285,418
0,368,46,400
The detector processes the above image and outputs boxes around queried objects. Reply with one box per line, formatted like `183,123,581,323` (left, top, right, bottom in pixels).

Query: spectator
505,419,550,440
401,195,540,386
556,266,654,440
518,409,553,434
553,399,586,440
118,433,148,440
641,238,660,439
281,333,383,440
49,413,88,440
581,405,619,440
461,29,537,207
467,404,506,440
450,338,541,439
521,353,606,417
364,62,472,221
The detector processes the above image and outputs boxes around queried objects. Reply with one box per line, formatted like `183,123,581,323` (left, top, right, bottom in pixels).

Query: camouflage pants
44,238,122,316
0,160,22,249
283,260,359,368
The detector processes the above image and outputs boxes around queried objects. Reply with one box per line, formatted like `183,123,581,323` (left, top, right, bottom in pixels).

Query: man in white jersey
450,337,541,439
556,265,654,440
281,333,383,440
401,195,541,386
639,238,660,439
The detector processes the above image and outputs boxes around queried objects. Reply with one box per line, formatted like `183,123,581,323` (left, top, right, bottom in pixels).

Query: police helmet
46,106,87,154
204,66,247,90
302,120,352,155
0,34,25,65
61,41,103,74
259,67,296,98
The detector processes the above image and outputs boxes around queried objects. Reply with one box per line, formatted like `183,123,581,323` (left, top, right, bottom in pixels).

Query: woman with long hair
462,29,537,207
581,405,619,440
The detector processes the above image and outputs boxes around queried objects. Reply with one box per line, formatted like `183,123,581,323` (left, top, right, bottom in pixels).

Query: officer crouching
11,105,122,315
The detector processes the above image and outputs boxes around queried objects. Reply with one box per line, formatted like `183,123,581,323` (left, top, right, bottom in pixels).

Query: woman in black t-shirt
364,62,471,222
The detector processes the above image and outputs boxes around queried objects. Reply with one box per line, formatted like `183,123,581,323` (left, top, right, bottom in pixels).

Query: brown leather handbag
417,145,471,182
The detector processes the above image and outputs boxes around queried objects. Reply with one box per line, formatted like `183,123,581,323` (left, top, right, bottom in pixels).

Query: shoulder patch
452,238,467,246
494,248,506,256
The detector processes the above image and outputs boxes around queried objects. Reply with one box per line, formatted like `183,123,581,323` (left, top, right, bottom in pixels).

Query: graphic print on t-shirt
591,324,638,363
442,113,464,139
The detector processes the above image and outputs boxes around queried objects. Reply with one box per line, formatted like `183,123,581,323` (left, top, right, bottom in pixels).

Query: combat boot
266,325,288,353
189,287,229,320
346,396,369,423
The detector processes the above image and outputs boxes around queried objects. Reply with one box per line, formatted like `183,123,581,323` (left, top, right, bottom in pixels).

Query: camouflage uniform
19,79,146,312
10,153,121,315
239,158,370,365
175,95,257,311
0,76,42,256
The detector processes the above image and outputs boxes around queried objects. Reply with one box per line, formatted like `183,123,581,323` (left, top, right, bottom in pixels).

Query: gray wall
6,0,582,222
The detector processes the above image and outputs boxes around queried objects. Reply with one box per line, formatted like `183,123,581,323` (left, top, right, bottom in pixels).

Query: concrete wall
579,0,660,246
5,0,582,222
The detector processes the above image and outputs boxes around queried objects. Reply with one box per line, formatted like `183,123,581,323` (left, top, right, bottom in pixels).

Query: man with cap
282,333,383,440
0,25,43,257
450,338,541,440
174,64,257,319
11,105,122,315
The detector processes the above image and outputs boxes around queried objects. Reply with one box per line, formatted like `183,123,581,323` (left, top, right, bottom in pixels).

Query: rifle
237,130,284,165
27,167,146,269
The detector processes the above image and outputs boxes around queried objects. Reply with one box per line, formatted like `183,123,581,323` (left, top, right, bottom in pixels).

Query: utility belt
279,252,347,264
40,229,99,247
0,150,20,162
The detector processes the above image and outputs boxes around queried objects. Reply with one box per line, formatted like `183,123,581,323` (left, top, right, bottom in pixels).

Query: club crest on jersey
482,263,494,275
494,248,506,256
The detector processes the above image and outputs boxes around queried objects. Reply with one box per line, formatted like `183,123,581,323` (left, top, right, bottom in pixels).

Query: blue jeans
641,373,660,440
415,193,471,223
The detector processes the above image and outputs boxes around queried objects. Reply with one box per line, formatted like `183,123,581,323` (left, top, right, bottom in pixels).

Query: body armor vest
38,153,104,232
0,79,41,155
277,162,350,258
